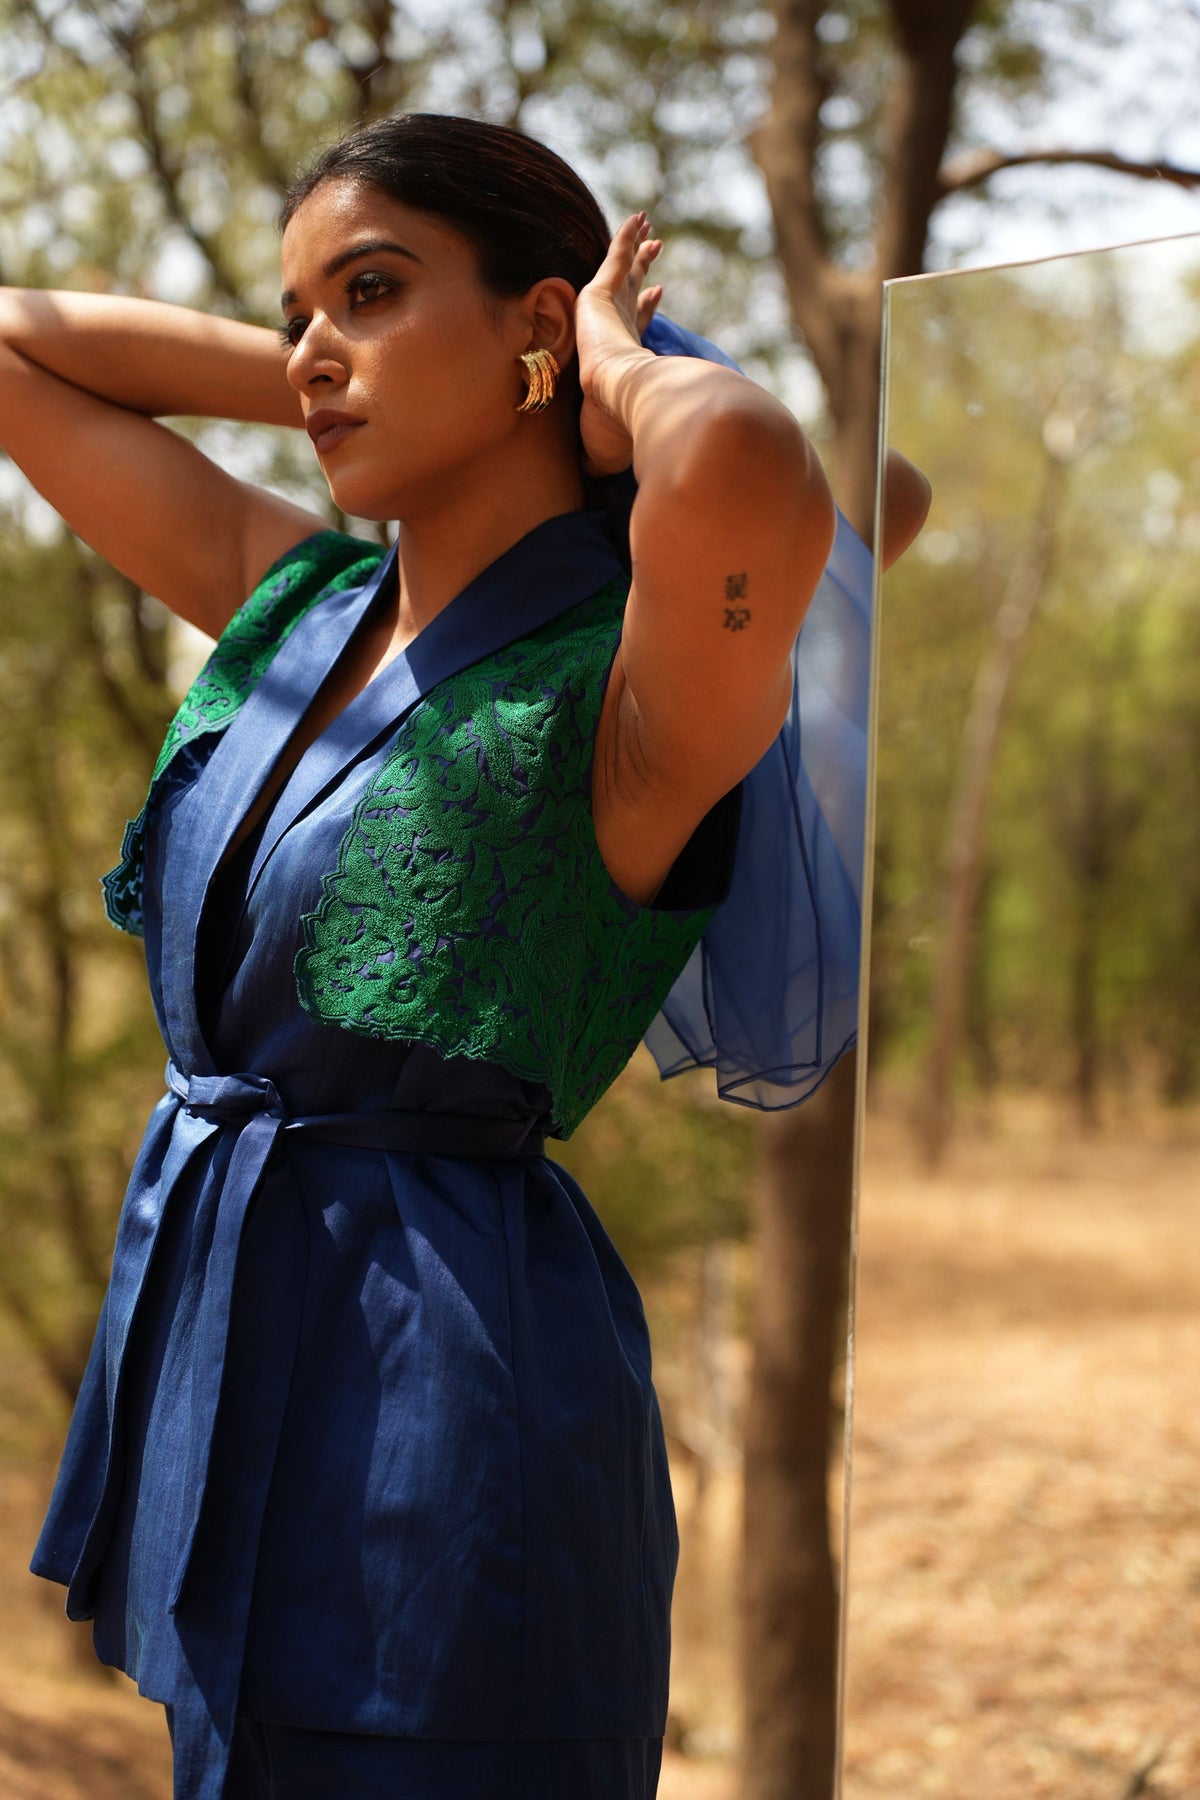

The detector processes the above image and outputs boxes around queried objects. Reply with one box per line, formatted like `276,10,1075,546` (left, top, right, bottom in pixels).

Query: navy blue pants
165,1709,664,1798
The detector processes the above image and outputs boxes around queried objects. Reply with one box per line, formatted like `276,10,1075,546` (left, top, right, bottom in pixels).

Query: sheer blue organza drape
620,311,873,1109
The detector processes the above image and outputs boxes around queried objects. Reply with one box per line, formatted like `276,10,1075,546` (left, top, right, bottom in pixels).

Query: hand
573,211,664,479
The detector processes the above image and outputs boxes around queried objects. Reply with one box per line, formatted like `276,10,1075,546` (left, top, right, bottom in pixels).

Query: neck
387,440,586,649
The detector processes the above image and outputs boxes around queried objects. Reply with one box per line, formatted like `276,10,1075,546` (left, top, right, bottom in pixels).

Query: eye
277,271,400,352
347,270,397,307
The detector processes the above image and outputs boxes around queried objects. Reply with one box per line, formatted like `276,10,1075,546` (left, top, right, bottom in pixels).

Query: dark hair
279,111,613,447
280,112,638,558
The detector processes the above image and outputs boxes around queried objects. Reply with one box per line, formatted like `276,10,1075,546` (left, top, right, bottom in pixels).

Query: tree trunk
825,284,885,541
917,451,1067,1167
966,862,999,1095
738,147,880,1800
741,8,984,1793
739,1052,856,1800
1065,709,1118,1132
1071,879,1102,1131
738,348,877,1796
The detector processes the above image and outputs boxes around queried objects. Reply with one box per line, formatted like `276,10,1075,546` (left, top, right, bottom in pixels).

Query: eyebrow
280,239,425,310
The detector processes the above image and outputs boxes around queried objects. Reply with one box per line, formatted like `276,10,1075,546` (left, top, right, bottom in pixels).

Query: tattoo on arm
723,570,750,631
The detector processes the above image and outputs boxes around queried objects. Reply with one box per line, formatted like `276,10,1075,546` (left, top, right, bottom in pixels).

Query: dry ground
2,1093,1197,1797
842,1093,1200,1799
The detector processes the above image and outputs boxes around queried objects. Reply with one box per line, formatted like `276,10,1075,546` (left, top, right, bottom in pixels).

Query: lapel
241,508,627,898
159,547,395,1070
162,508,627,1071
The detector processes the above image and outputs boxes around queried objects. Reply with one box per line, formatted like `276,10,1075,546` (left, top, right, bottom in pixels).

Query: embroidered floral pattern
294,581,715,1136
103,530,385,935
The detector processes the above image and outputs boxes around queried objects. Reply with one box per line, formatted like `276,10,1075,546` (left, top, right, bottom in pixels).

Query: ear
519,275,580,373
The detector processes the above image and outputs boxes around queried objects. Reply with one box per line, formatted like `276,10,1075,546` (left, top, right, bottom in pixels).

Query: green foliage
0,0,783,1402
549,1049,756,1272
1,0,1193,1400
0,0,794,360
873,242,1200,1108
756,0,1065,263
0,525,173,1400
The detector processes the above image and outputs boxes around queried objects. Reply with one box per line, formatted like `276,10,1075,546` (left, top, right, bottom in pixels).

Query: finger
624,214,655,251
597,217,646,283
635,241,662,275
635,286,663,330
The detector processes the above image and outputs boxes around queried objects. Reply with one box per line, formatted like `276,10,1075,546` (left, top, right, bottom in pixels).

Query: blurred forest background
840,238,1200,1799
874,249,1200,1156
1,2,1200,1798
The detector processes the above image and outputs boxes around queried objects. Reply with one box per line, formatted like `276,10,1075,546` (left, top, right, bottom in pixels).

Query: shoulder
102,527,391,940
164,526,388,768
224,527,390,653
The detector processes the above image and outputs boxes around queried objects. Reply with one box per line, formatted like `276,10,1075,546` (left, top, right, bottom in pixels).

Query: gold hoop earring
514,347,560,414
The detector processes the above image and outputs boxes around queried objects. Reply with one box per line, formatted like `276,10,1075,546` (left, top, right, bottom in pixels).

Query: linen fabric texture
170,1709,665,1800
32,506,719,1800
102,309,874,1115
30,313,873,1800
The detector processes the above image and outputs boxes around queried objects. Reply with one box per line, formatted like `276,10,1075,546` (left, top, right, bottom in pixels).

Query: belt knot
166,1059,286,1125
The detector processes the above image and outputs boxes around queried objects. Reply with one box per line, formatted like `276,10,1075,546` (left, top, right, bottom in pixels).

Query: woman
6,112,927,1799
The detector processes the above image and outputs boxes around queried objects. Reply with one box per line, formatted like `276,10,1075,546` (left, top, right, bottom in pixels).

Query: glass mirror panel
840,233,1200,1800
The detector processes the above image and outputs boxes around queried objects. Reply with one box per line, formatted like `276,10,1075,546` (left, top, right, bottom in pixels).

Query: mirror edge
832,275,896,1800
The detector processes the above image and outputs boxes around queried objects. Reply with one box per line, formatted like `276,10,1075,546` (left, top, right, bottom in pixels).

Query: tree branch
47,1143,110,1296
938,146,1200,199
72,556,167,762
0,42,48,106
127,573,169,688
918,446,1069,1167
18,1,249,306
117,41,248,309
497,0,541,124
336,0,398,123
750,0,829,261
0,930,35,1018
224,0,294,194
875,0,978,278
0,1261,83,1406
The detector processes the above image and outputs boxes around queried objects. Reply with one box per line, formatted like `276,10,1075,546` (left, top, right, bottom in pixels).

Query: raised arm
586,337,835,898
0,289,330,636
879,446,932,571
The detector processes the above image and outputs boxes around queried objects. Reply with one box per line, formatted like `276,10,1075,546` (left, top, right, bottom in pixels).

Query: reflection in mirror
840,234,1200,1799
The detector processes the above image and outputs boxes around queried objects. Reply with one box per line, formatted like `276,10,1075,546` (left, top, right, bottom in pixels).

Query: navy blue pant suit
30,510,731,1799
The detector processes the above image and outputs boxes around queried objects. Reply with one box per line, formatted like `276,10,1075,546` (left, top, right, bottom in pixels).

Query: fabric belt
164,1060,547,1155
158,1058,546,1800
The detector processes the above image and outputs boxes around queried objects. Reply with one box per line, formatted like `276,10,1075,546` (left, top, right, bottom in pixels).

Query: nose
284,313,348,393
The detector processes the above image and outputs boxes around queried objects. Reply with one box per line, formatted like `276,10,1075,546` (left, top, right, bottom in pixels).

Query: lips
305,409,365,454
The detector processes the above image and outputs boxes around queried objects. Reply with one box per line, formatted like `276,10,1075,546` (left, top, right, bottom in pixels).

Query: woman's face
279,177,572,521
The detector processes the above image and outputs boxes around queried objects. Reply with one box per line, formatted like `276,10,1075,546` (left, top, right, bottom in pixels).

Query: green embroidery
294,578,715,1137
103,529,386,936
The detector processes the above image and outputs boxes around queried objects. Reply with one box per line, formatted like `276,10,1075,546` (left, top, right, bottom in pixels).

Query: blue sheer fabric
633,312,873,1106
